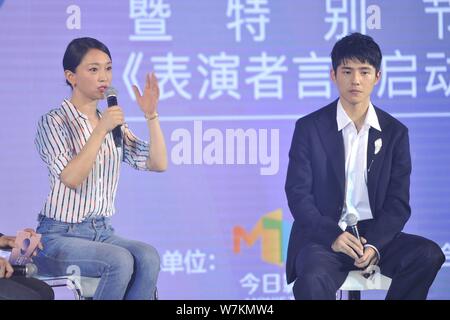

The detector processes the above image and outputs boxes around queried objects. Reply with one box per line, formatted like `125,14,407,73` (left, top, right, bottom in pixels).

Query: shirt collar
365,101,382,132
61,99,101,122
336,99,381,132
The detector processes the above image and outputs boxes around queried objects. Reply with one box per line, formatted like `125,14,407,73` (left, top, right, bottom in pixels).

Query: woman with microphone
34,37,167,300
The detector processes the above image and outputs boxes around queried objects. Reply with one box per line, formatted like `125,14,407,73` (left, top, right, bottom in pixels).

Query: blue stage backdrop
0,0,449,299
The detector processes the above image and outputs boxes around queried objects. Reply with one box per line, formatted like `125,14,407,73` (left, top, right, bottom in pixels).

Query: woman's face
66,48,112,101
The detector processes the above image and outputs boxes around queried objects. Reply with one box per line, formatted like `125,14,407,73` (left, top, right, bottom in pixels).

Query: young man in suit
285,32,445,300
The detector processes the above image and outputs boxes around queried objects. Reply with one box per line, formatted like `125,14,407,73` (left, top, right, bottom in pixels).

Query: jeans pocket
37,220,71,235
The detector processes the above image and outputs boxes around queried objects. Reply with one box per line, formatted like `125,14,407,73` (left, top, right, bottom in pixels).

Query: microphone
344,213,360,241
105,86,122,148
345,214,377,278
12,263,38,277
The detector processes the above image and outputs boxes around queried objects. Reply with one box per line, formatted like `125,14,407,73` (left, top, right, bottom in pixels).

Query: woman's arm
60,106,124,188
132,72,168,172
144,114,167,172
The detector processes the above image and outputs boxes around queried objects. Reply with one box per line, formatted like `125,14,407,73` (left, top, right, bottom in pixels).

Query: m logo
233,209,291,266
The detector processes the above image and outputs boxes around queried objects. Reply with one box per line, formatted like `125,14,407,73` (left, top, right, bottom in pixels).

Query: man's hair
331,32,382,73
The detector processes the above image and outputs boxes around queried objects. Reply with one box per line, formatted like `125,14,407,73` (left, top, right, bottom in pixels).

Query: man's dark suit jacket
285,99,412,284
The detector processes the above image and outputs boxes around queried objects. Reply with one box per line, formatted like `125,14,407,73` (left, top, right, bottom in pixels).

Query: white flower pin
374,138,382,155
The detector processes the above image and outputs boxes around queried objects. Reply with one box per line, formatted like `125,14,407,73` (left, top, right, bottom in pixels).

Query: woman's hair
62,37,112,88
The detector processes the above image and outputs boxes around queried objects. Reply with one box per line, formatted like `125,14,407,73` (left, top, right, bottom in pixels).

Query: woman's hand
98,106,125,134
132,72,160,117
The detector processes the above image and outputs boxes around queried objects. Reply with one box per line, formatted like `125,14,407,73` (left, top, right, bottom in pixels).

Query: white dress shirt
336,100,381,259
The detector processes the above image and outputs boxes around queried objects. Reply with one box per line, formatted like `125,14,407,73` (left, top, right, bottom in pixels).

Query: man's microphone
345,214,375,278
345,213,360,241
12,263,38,278
105,86,122,148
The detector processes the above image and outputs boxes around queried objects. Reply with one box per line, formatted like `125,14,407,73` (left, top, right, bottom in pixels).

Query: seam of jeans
92,264,110,300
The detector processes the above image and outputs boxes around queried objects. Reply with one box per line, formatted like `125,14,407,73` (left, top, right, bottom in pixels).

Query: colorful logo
233,209,292,266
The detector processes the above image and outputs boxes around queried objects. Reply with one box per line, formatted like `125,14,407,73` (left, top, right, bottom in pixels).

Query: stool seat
340,270,392,291
36,275,100,299
36,275,157,300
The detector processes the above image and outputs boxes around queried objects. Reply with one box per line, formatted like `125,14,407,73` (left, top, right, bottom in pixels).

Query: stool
338,269,392,300
36,275,158,300
36,275,100,300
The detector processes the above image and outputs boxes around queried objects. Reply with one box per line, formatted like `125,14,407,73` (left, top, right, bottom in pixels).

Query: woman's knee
105,247,135,278
135,244,161,272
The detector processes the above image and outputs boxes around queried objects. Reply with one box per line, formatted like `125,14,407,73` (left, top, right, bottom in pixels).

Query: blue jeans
34,215,160,300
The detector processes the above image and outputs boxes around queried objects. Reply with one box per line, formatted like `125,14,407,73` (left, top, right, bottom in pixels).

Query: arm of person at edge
0,229,44,279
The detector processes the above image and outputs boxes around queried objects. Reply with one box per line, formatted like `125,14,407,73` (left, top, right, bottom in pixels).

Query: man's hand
354,237,378,269
331,232,364,259
0,257,14,279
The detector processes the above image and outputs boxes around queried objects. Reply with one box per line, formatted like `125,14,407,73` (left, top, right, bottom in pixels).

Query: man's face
331,59,381,107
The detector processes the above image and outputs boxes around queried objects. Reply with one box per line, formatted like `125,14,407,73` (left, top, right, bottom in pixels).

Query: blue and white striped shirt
35,99,150,223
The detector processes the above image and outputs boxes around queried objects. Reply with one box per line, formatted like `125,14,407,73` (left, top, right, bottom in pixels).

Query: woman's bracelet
145,112,159,121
